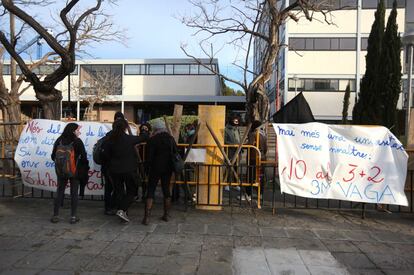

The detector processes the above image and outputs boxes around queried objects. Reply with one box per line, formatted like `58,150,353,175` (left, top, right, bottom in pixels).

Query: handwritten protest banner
14,119,114,195
273,123,409,206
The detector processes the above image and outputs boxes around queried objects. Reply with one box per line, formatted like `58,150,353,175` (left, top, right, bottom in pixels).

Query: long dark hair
61,123,79,143
109,119,128,141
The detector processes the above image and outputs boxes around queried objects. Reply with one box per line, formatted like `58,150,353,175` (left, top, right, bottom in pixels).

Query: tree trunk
36,87,62,120
246,84,270,124
4,99,21,142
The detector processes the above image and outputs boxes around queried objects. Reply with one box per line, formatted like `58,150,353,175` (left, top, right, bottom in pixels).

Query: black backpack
93,136,107,165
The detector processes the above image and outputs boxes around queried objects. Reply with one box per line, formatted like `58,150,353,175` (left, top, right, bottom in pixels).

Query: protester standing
102,119,146,222
51,123,88,224
142,120,177,225
224,115,242,190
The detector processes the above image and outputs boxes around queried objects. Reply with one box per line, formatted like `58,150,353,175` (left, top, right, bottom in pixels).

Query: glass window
341,0,357,8
148,64,164,74
165,64,174,74
199,64,215,74
305,38,314,50
2,64,10,75
362,0,379,9
339,38,356,50
331,38,340,50
190,64,199,74
124,64,140,75
174,64,189,74
304,79,314,90
361,37,368,50
289,38,305,50
80,64,122,95
314,38,331,50
314,79,331,90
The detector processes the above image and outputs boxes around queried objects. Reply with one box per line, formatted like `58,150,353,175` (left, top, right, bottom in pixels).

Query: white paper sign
14,119,113,195
273,123,409,206
185,148,206,163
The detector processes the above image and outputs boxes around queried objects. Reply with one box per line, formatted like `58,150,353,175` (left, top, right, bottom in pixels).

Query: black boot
142,198,153,225
161,198,171,222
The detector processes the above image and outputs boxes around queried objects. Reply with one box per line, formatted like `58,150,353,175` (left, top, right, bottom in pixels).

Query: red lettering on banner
26,121,43,134
368,166,384,183
87,180,103,191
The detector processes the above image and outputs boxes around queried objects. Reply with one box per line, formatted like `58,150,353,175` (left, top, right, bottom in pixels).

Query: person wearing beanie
142,119,176,225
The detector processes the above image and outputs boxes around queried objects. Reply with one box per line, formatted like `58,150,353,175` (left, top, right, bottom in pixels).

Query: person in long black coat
142,120,177,225
51,123,88,224
102,119,146,223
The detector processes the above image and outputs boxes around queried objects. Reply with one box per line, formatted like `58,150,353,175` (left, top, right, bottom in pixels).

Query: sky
81,0,247,90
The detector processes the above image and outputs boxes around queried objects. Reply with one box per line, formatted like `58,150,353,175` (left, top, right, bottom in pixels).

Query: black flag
272,92,315,123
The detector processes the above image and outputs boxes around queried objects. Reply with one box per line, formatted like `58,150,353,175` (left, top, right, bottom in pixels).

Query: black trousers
112,172,136,212
147,171,172,199
54,177,79,217
103,171,116,211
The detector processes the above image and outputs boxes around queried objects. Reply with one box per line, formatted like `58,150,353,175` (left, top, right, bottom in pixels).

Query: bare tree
0,0,126,120
181,0,334,123
72,68,121,121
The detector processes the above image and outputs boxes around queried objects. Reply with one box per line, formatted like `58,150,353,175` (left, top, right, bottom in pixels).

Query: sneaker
70,216,80,224
50,216,59,223
237,194,252,202
116,210,130,222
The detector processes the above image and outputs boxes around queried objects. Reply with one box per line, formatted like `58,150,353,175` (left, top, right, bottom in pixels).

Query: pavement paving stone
233,236,262,247
156,254,199,275
167,242,202,257
0,250,31,271
58,228,95,241
313,229,350,240
370,230,409,243
100,241,139,256
321,240,360,253
366,253,414,270
38,270,80,275
47,252,95,271
13,250,65,269
352,241,391,254
285,228,318,239
346,268,384,275
173,233,204,245
153,223,179,234
382,270,414,275
232,248,271,275
260,227,287,238
203,235,234,248
68,239,109,255
7,235,51,251
86,230,121,242
206,224,232,236
79,272,117,275
0,268,40,275
38,238,81,252
143,233,175,244
307,265,349,275
332,252,377,269
342,230,377,242
298,250,343,267
134,242,171,257
262,237,326,250
85,254,127,272
200,245,233,263
119,255,164,274
268,264,311,275
121,223,156,233
0,236,20,249
113,231,146,243
197,259,233,275
386,243,414,255
232,225,261,237
178,223,206,234
263,248,303,265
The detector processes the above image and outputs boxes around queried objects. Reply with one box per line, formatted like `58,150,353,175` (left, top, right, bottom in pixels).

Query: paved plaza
1,198,414,274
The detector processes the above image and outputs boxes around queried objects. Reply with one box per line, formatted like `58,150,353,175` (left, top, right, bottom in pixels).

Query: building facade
2,59,245,123
255,0,413,122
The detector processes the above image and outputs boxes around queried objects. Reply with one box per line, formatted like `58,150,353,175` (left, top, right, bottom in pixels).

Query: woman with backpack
142,120,177,225
102,119,146,223
51,123,88,224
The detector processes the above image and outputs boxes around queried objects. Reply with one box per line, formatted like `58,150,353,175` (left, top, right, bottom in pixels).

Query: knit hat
152,119,166,132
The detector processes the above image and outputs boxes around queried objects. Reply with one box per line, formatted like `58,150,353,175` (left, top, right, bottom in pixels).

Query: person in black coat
102,119,146,223
142,120,177,225
51,123,88,224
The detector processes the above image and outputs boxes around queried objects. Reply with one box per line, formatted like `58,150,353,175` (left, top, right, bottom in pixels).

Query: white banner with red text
14,119,115,195
273,123,409,206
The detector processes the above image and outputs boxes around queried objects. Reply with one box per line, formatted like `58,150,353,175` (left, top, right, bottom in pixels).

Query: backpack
93,136,107,165
55,141,77,178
